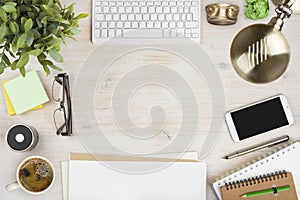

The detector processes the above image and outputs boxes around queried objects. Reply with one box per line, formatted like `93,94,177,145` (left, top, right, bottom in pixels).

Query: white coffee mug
6,156,55,195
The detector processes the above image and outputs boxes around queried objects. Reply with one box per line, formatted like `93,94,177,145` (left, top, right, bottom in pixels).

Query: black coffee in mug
6,124,39,152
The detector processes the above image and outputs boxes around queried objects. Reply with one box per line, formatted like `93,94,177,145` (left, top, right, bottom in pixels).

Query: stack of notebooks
61,152,206,200
213,142,300,200
2,71,49,115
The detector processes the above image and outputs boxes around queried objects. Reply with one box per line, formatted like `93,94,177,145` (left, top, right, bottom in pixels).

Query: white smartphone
225,95,294,142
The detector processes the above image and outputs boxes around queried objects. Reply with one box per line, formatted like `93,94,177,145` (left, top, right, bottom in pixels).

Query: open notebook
62,152,206,200
213,142,300,200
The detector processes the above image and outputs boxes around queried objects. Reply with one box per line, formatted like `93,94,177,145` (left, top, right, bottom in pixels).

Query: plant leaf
0,23,7,41
26,31,34,46
16,53,29,69
1,5,16,13
27,49,42,56
49,49,63,62
0,63,5,74
19,67,26,77
24,18,33,32
17,33,27,48
48,62,62,71
74,13,89,20
9,21,19,34
0,8,8,22
41,16,47,26
43,64,50,76
2,53,10,65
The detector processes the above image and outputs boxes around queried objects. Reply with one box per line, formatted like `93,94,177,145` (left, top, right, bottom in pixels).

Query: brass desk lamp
230,0,296,84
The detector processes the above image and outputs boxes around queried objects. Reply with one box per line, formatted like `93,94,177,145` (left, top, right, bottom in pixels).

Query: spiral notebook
221,171,297,200
213,142,300,200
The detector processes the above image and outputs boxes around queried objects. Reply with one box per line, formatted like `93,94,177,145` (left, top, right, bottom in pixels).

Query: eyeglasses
52,73,72,136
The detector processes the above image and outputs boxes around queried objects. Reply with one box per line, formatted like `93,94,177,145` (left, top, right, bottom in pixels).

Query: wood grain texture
0,0,300,199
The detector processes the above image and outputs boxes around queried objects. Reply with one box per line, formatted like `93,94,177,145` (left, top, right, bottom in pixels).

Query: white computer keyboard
92,0,201,44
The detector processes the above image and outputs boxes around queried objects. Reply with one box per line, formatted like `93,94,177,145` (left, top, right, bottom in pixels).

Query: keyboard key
170,22,176,28
123,29,163,38
133,7,140,13
111,7,117,13
136,14,142,20
143,14,150,20
139,22,146,28
126,7,132,12
119,7,125,12
163,29,170,37
128,14,135,20
105,14,112,20
124,21,131,28
101,29,108,38
171,7,177,13
109,22,116,28
103,7,109,13
154,22,161,28
117,22,123,28
94,14,104,21
109,29,115,37
185,22,198,28
101,22,108,28
166,14,172,21
156,7,163,13
177,22,184,28
173,14,180,21
170,30,177,37
158,14,164,21
113,14,120,20
121,14,127,20
116,29,122,37
95,29,100,37
151,14,157,20
147,22,154,28
132,22,139,28
95,6,101,13
149,7,155,13
162,22,169,27
164,7,170,13
141,7,147,13
95,22,100,28
186,14,192,21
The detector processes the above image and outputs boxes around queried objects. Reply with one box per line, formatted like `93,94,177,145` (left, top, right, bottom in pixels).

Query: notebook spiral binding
224,170,288,190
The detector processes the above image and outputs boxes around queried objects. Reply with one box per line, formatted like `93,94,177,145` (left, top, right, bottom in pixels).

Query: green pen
241,185,290,198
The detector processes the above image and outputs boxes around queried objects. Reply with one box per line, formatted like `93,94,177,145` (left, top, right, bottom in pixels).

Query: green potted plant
0,0,88,76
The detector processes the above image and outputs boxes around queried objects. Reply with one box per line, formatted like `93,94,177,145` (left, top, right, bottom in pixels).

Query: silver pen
224,135,290,159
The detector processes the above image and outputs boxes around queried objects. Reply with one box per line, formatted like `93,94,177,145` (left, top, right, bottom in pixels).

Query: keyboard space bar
123,29,163,38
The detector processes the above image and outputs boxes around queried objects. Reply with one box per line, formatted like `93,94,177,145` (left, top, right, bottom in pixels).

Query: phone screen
231,97,289,140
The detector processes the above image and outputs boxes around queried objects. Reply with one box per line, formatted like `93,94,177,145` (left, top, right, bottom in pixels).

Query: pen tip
224,156,229,159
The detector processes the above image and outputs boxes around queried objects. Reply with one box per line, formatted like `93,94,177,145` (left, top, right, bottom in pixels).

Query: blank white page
68,160,206,200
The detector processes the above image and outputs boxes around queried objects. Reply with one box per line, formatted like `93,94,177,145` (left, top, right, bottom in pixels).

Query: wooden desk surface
0,0,300,199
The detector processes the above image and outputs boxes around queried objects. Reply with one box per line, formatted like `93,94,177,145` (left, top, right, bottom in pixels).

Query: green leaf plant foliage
0,0,88,76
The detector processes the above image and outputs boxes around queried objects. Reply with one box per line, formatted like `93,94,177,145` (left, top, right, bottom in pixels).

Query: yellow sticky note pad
2,81,43,115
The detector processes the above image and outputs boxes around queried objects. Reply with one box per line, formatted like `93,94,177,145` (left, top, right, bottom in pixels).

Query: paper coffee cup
6,156,55,195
